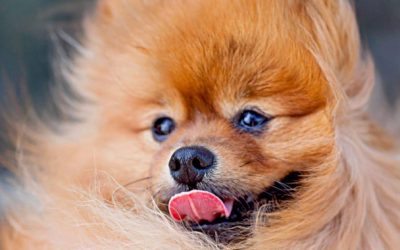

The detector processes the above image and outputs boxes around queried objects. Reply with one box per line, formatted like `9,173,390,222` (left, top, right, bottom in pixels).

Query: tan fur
1,0,399,249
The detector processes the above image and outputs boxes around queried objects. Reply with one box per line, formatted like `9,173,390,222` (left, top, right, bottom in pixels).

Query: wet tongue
168,190,233,223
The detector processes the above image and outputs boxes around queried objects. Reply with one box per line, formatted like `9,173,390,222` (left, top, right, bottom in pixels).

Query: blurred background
0,0,399,106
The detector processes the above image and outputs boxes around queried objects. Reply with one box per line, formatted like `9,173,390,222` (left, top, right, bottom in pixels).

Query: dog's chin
157,172,301,244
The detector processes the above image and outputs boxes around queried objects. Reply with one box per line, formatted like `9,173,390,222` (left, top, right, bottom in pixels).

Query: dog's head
55,0,366,244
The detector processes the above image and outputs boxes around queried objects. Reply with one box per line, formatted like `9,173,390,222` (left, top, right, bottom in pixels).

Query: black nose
169,146,215,185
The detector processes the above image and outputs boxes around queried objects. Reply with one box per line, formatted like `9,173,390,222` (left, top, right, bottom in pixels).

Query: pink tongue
168,190,234,223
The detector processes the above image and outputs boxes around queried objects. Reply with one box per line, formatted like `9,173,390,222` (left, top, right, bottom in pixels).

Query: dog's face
65,0,339,244
147,39,334,240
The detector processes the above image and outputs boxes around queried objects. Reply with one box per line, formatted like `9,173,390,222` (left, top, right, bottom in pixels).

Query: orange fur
1,0,399,249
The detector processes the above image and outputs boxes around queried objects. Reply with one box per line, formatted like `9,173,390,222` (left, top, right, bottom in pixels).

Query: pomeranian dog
1,0,399,249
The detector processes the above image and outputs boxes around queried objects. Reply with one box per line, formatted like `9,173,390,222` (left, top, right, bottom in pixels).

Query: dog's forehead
143,2,329,115
154,34,328,116
88,0,331,117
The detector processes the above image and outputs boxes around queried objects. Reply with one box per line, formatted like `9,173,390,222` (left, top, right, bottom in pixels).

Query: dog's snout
169,146,215,185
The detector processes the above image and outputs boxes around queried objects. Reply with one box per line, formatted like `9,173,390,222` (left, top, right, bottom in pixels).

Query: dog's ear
297,0,373,106
93,0,161,30
96,0,121,22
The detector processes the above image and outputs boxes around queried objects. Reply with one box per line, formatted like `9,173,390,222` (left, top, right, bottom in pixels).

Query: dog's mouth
182,193,257,244
160,171,301,244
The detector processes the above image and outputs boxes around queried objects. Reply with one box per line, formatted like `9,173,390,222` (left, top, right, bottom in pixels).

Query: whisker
238,160,254,168
123,176,153,188
110,176,154,200
271,182,291,192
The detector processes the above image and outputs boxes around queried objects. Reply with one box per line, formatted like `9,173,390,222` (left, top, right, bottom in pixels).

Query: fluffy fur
1,0,399,249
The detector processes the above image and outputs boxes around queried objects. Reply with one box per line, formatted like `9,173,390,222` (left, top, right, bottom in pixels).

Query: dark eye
235,110,270,133
152,117,176,142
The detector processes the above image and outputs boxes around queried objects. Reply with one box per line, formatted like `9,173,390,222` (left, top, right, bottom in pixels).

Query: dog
1,0,399,249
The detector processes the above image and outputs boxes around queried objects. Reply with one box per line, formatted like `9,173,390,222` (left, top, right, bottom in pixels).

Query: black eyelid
152,116,176,142
232,107,272,122
232,108,273,134
243,106,272,119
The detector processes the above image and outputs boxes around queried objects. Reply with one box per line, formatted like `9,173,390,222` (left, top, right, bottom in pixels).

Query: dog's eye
152,117,176,142
235,110,270,133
